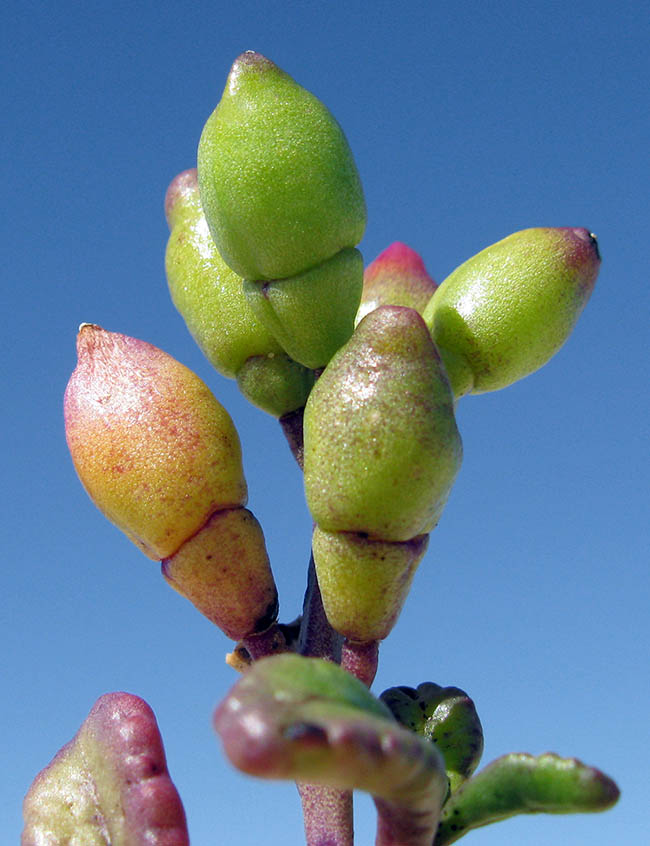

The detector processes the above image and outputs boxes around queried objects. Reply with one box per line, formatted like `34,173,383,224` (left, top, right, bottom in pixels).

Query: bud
197,51,366,281
64,325,277,637
356,242,438,325
423,228,601,397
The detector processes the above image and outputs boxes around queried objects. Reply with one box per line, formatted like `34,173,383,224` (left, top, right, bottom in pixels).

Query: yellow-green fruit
64,325,247,560
312,528,429,641
165,168,282,379
162,508,278,640
243,248,363,369
423,227,601,397
197,51,366,281
304,306,462,542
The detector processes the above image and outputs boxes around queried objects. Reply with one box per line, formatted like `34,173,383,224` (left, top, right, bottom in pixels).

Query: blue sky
3,1,648,843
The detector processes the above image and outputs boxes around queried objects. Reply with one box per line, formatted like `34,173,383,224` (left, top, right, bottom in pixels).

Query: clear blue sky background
3,1,648,844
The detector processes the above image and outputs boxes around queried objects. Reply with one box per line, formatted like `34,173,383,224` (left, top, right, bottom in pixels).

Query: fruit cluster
23,51,615,846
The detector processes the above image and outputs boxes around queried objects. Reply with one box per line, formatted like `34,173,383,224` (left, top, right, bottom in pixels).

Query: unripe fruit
165,168,282,379
64,325,277,638
356,242,438,325
162,508,278,641
197,51,366,281
312,528,429,642
64,325,246,560
243,248,363,369
304,306,462,542
165,169,314,415
423,228,600,397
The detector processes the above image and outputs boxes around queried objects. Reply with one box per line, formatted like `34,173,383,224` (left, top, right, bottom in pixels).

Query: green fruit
312,528,429,642
243,248,363,369
197,51,366,281
423,227,601,397
304,306,462,542
356,241,438,325
236,353,315,417
165,168,282,379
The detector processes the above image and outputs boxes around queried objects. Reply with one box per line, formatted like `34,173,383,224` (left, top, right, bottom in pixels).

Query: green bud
356,242,438,325
304,306,462,542
164,168,282,379
312,528,429,642
236,353,315,417
197,51,366,281
423,228,601,397
243,248,363,369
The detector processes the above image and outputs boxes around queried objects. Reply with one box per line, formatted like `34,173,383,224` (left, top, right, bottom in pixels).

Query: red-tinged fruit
356,242,438,325
162,507,278,640
64,324,247,560
22,692,189,846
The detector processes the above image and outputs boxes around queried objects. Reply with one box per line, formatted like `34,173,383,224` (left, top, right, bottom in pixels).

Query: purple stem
340,639,379,688
373,797,440,846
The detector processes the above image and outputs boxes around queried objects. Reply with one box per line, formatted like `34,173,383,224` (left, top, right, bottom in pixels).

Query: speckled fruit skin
423,227,601,397
304,306,462,542
356,242,438,325
64,325,247,560
312,528,429,641
197,51,366,282
162,508,278,641
165,168,282,379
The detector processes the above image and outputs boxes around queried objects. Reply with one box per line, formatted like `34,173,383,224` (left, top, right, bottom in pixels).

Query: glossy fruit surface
423,228,600,396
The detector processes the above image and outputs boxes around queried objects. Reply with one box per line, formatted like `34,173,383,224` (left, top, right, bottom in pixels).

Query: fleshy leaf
380,682,483,792
22,692,189,846
434,752,620,845
215,654,449,845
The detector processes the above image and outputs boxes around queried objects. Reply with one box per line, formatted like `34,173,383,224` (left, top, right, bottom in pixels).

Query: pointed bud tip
164,168,198,227
370,242,430,277
227,51,281,93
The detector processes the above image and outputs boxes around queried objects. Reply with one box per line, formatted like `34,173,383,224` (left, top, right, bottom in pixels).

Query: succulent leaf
22,693,189,846
214,654,448,843
434,752,620,845
380,683,483,791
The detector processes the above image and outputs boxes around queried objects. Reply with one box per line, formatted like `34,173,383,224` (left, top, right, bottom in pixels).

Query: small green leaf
215,654,449,844
22,692,188,846
380,682,483,792
434,752,620,845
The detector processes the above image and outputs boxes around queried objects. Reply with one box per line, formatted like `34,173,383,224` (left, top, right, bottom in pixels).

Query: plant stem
298,784,354,846
241,622,287,662
340,639,379,688
279,406,305,469
373,797,441,846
